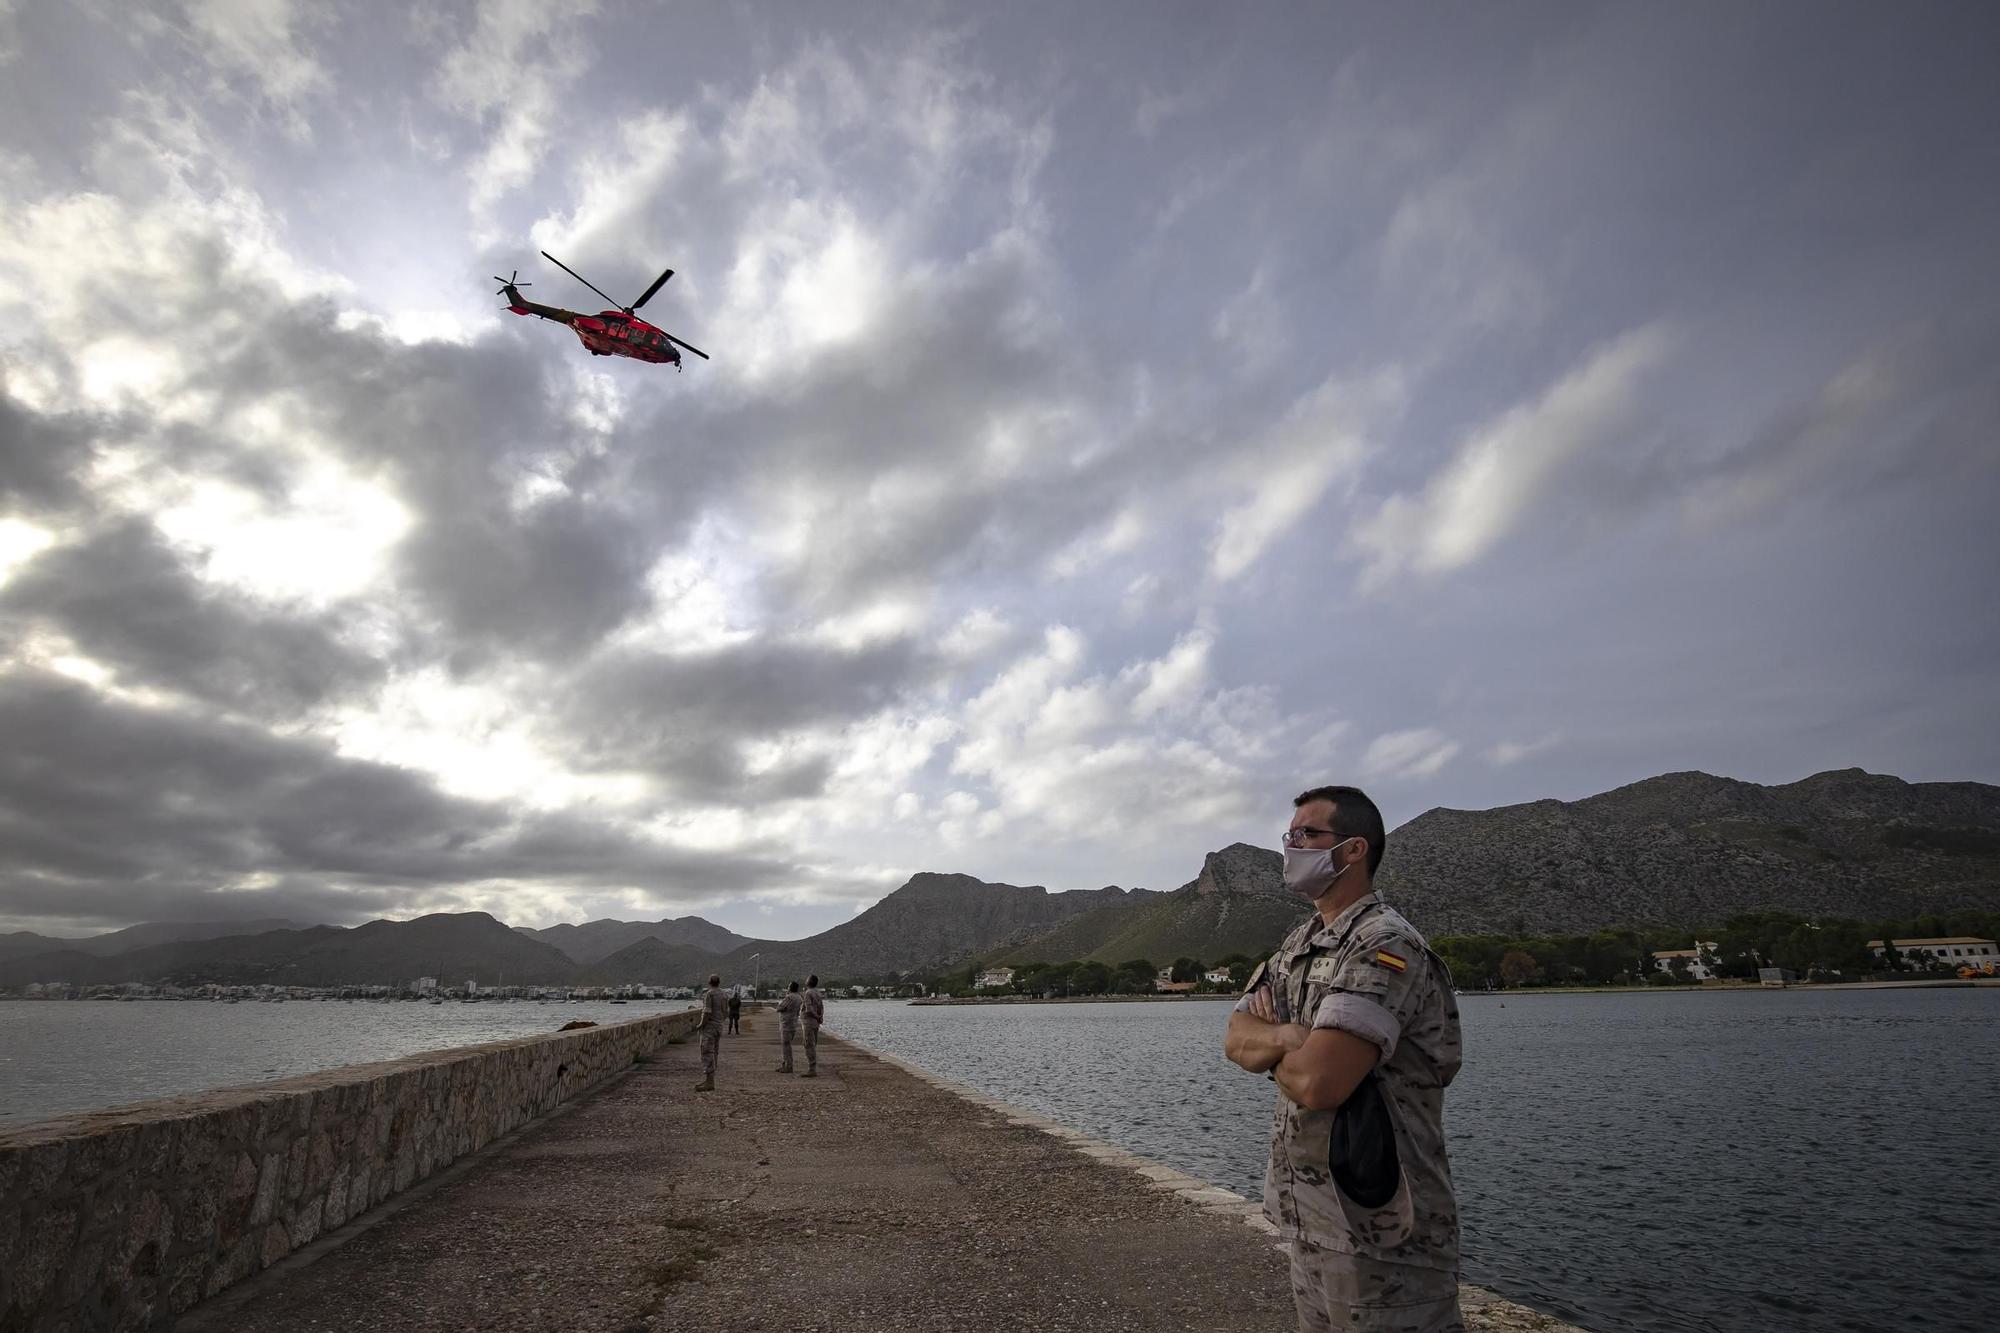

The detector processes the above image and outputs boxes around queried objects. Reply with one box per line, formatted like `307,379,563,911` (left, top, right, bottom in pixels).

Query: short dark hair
1294,785,1386,875
788,980,800,992
708,974,721,987
807,974,819,987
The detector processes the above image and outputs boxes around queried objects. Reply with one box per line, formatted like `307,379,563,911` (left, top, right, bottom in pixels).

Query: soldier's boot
695,1073,714,1092
801,1063,817,1078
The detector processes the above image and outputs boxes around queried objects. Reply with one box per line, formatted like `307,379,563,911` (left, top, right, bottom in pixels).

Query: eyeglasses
1282,826,1344,849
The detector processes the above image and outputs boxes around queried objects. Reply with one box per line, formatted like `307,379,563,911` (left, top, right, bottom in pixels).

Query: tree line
890,908,2000,997
903,956,1256,998
1435,907,2000,989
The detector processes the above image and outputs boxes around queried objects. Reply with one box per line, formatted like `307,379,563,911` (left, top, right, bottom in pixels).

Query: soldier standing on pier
695,974,728,1093
801,975,825,1077
1224,785,1465,1333
776,980,802,1072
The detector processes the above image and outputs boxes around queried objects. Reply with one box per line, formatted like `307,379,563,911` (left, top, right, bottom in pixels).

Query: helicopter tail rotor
493,270,532,296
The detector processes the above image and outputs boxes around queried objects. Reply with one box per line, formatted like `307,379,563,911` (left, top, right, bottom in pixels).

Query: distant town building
1154,978,1196,994
1757,967,1797,987
1203,968,1233,986
1651,948,1714,981
975,968,1015,990
1866,937,1999,967
415,976,438,994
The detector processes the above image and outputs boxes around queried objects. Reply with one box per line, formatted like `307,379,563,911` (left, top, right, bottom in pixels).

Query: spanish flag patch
1372,949,1408,973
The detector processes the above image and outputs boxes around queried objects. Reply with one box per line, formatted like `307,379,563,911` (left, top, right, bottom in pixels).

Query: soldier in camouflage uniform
801,974,825,1077
776,980,802,1072
695,974,729,1092
1225,786,1464,1333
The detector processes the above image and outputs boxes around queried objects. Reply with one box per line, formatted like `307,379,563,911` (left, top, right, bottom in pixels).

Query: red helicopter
495,250,710,369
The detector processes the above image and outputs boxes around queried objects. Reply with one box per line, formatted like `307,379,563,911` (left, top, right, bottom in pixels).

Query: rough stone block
57,1235,107,1308
304,1130,334,1196
0,1196,23,1301
117,1190,171,1277
167,1253,208,1313
254,1096,293,1144
131,1119,175,1178
206,1234,256,1297
21,1140,70,1198
176,1174,218,1246
290,1196,324,1249
323,1164,351,1230
283,1135,308,1201
17,1204,78,1307
251,1151,284,1225
166,1117,215,1182
211,1153,255,1253
258,1220,291,1269
70,1126,134,1185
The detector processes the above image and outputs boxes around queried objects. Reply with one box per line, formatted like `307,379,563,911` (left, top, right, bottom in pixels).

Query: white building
975,967,1015,990
1867,937,1999,968
1203,968,1233,985
414,976,438,994
1651,948,1713,981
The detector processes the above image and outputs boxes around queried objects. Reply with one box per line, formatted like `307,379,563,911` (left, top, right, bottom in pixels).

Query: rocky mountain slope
515,915,753,965
0,913,579,988
6,768,1993,987
0,919,303,961
1000,844,1302,965
1376,768,2000,935
677,876,1150,987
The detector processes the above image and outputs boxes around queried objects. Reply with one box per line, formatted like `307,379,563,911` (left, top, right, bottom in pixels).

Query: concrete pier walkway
174,1014,1577,1333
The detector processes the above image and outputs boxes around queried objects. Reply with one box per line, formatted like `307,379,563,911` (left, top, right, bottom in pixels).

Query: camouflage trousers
779,1022,797,1070
1288,1242,1463,1333
803,1021,820,1069
699,1029,720,1076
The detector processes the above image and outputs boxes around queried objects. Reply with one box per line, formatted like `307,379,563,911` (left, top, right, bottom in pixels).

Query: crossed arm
1224,987,1382,1112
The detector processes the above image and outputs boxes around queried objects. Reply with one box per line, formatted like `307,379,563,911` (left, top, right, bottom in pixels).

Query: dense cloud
0,2,1996,937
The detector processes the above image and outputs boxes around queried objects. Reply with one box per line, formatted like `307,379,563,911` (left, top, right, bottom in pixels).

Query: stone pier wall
0,1009,702,1333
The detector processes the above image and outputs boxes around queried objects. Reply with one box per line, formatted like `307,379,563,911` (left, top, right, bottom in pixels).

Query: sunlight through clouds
2,4,1994,938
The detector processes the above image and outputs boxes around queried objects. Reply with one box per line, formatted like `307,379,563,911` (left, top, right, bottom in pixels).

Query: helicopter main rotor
539,250,675,314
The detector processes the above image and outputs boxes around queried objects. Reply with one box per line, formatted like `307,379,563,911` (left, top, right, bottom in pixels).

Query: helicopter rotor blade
663,332,710,361
492,271,532,295
540,250,623,310
629,267,674,311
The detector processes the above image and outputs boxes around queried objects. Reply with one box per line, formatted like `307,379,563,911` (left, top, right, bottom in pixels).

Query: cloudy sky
2,1,1996,940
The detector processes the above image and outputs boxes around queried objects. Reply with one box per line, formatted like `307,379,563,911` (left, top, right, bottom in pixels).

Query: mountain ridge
4,768,1994,987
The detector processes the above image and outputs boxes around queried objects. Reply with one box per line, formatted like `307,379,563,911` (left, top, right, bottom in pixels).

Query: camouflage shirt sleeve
1308,925,1427,1060
1231,950,1282,1015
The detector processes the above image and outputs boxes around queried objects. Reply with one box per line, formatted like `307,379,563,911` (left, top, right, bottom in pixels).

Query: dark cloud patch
3,517,384,714
0,670,799,931
628,247,1145,614
171,303,673,664
556,637,932,796
0,393,94,516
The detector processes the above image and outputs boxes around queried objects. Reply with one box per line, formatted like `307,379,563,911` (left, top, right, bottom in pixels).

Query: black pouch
1329,1072,1400,1207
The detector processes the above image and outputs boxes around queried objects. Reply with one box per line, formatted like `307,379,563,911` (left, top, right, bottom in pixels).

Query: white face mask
1283,837,1358,902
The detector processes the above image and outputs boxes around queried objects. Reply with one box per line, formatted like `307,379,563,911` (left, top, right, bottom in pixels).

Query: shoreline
909,991,1239,1005
912,977,2000,1005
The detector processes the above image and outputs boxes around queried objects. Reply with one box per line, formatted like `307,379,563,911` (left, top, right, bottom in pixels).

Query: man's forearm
1225,1013,1294,1072
1271,1050,1318,1104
